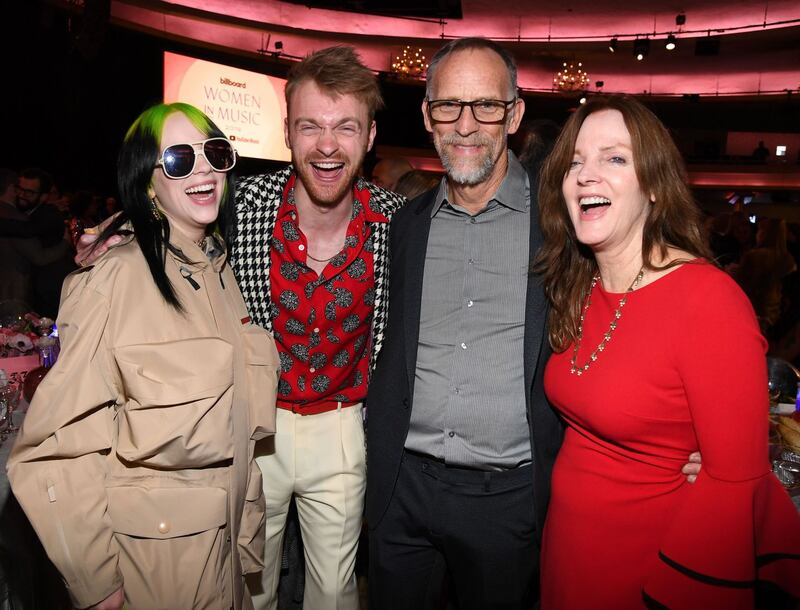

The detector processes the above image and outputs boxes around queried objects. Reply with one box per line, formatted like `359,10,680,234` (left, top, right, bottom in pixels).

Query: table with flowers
0,312,58,506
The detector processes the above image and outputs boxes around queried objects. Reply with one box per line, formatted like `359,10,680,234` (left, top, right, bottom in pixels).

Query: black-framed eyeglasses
15,184,40,197
156,137,238,179
426,98,517,124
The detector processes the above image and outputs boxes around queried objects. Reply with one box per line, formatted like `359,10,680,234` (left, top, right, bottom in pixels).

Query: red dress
542,262,800,610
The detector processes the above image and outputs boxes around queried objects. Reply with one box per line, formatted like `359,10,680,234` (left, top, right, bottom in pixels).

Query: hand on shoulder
75,214,123,268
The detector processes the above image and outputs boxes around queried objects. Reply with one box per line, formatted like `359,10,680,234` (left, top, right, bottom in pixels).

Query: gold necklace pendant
570,267,645,376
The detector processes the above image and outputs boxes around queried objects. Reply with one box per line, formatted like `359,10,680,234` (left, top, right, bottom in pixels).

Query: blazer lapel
402,191,435,394
523,169,548,399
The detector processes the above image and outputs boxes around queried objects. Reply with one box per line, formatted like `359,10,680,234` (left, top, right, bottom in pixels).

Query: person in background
729,210,756,255
8,102,279,610
510,118,561,176
371,156,413,191
0,167,75,316
392,169,440,200
0,167,69,308
752,140,770,162
102,195,120,220
13,168,65,245
706,211,742,268
30,179,77,318
0,168,18,214
735,217,797,332
536,94,799,609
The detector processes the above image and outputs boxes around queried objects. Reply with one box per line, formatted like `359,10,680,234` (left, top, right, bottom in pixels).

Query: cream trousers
248,404,365,610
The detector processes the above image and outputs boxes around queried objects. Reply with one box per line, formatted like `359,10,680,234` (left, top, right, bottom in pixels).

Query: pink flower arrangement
0,312,56,357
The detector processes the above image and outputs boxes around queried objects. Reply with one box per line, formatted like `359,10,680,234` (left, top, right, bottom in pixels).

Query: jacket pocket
107,485,230,609
107,485,227,539
114,337,235,468
237,463,266,575
240,325,279,441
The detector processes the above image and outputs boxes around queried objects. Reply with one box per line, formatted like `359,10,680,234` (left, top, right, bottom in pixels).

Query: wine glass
767,357,800,407
0,385,12,442
0,383,20,436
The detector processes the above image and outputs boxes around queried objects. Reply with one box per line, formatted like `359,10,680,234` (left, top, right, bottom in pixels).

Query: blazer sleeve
7,270,123,608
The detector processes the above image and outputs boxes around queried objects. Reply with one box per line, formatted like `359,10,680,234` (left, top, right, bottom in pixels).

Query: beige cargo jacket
8,228,279,610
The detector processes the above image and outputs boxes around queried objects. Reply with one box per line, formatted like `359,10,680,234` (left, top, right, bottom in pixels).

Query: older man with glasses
365,37,562,610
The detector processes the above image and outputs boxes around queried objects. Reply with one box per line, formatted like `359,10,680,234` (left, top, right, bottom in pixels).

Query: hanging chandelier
390,46,428,78
553,61,590,91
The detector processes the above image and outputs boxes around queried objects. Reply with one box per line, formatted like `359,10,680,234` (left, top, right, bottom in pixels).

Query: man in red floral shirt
232,47,405,610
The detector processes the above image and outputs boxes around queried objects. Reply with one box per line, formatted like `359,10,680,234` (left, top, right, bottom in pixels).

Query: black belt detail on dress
641,590,671,610
658,551,755,588
755,552,800,567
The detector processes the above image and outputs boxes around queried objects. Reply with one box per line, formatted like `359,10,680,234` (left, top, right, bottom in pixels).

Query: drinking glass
0,384,20,437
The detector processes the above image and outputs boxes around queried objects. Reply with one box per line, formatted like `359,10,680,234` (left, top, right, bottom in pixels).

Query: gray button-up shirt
405,152,532,470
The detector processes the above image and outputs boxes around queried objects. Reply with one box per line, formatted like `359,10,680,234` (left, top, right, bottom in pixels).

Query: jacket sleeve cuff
68,570,124,610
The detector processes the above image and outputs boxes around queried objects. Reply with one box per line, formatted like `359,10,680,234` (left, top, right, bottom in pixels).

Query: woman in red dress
535,95,800,609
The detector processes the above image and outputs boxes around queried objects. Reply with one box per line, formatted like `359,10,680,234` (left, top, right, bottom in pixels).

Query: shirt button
454,387,460,394
298,244,305,251
448,431,455,438
468,258,475,265
467,300,474,308
157,521,170,534
291,213,297,220
460,342,467,349
469,217,476,224
313,327,320,333
310,367,316,373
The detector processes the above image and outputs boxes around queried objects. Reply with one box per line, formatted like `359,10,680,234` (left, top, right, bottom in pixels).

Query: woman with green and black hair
9,103,280,610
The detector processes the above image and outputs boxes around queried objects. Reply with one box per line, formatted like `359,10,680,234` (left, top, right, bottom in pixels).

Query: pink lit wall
110,0,800,97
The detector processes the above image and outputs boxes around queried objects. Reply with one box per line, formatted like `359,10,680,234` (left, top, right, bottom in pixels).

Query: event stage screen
164,51,290,162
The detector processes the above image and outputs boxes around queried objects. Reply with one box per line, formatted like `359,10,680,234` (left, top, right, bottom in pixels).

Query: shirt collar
166,223,228,272
431,150,528,217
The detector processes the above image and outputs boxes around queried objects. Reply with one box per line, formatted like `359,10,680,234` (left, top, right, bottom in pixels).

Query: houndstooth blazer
230,166,406,376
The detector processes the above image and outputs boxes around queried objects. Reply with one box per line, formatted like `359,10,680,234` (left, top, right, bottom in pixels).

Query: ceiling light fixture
665,34,676,50
633,38,650,61
553,61,590,91
608,38,617,53
676,13,686,26
390,46,428,78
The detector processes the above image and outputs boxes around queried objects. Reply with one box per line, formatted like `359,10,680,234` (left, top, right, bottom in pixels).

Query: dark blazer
365,165,565,543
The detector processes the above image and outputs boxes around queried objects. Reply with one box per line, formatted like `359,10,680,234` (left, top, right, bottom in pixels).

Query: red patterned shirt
270,174,388,412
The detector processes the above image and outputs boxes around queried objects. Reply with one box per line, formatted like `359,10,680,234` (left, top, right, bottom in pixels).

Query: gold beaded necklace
570,267,645,376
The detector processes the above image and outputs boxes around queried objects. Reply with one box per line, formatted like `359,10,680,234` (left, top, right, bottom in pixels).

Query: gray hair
425,38,518,99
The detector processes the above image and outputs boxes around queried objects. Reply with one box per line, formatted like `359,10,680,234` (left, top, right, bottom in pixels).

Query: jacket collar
116,221,228,273
167,224,228,273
